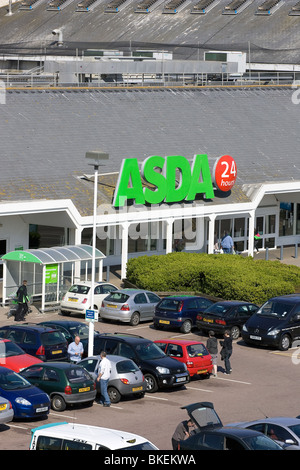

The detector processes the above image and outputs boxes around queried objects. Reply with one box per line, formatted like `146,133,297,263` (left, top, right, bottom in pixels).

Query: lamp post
85,150,109,357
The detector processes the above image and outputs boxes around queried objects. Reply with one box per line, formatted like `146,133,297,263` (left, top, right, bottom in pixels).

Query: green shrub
126,253,300,305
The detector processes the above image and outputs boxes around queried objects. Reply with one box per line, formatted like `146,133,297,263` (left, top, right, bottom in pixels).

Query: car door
145,292,161,318
133,293,151,321
288,304,300,342
21,364,44,388
235,305,252,328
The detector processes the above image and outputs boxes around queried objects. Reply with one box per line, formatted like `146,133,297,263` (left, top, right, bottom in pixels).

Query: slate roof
0,0,300,63
0,86,299,216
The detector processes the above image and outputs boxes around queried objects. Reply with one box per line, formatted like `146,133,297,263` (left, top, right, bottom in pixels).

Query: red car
0,339,42,373
154,339,213,378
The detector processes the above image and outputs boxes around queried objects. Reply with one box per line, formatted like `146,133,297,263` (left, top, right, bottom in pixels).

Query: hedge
126,253,300,305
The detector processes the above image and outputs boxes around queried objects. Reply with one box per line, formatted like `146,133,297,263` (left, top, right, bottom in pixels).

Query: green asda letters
112,154,214,208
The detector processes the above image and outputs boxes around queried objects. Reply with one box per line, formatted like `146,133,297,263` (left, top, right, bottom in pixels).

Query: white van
30,422,158,450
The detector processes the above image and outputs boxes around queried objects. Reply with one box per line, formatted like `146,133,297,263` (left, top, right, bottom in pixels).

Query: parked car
0,338,43,373
60,281,118,316
0,397,14,424
0,366,50,419
100,289,161,326
30,422,158,450
227,417,300,448
37,320,100,354
0,324,68,362
177,402,283,451
20,362,96,412
154,339,213,378
91,333,190,393
79,354,146,403
196,301,259,339
153,296,214,334
242,295,300,350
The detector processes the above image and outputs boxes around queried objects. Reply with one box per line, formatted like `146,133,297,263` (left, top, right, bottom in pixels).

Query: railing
0,71,298,89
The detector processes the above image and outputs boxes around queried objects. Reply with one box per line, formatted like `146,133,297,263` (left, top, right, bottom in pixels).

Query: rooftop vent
289,0,300,15
163,0,190,13
190,0,220,13
135,0,164,12
255,0,283,15
105,0,130,11
222,0,252,14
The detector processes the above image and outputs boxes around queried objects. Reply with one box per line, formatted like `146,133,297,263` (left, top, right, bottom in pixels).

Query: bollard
295,244,298,259
106,265,110,281
265,247,269,261
280,246,283,260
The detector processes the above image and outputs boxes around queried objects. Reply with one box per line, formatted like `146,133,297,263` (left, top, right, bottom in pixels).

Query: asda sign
113,154,237,208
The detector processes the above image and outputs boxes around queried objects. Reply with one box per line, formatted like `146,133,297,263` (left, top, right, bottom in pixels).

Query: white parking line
125,326,149,331
145,395,169,401
186,386,213,393
9,424,31,430
50,412,78,419
216,376,251,385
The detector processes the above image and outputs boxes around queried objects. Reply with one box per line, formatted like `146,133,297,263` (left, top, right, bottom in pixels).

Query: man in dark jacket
220,330,233,375
15,280,29,321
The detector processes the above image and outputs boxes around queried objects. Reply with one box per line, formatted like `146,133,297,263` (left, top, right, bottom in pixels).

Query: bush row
126,253,300,305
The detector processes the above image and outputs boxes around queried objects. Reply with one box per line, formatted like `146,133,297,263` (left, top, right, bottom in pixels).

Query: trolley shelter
1,244,105,312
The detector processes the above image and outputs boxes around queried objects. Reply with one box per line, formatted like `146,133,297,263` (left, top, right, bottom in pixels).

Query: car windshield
41,331,66,346
116,360,139,374
68,324,90,340
134,342,166,360
204,303,232,316
157,299,181,311
187,344,209,357
69,285,90,295
66,367,93,383
257,301,293,318
0,369,32,390
288,424,300,438
104,293,129,303
243,434,283,450
0,341,25,357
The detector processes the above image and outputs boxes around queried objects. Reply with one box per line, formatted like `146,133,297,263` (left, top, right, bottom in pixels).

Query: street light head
85,150,109,168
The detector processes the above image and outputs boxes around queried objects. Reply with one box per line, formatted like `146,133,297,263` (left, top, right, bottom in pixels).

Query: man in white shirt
97,351,111,407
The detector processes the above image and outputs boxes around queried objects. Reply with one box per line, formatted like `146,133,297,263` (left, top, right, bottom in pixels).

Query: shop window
233,218,245,237
279,203,294,236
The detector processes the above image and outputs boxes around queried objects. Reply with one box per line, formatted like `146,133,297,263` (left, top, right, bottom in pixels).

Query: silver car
100,289,161,326
79,354,146,403
228,417,300,449
0,397,14,425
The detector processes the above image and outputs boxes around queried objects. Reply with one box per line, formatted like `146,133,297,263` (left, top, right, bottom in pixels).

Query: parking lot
1,302,300,451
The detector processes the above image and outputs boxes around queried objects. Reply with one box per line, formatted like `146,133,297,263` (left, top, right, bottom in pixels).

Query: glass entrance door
255,214,276,249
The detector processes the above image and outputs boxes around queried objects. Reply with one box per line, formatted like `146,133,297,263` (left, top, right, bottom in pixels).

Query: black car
0,324,68,362
153,296,214,334
177,402,282,450
91,333,190,392
242,294,300,350
37,320,100,352
196,301,259,339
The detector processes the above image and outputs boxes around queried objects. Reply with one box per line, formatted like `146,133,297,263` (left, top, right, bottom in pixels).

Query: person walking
254,230,261,253
171,419,195,450
221,233,234,254
15,280,29,321
220,330,233,375
68,335,84,363
206,330,218,377
97,351,111,407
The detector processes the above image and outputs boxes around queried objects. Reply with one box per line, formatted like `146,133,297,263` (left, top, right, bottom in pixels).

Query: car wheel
51,394,66,412
144,373,158,393
180,320,192,334
108,386,121,404
230,326,240,340
130,312,140,326
279,334,291,351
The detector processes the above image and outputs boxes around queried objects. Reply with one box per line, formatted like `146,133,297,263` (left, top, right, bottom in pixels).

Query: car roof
25,362,82,370
31,422,154,449
268,295,300,303
111,289,148,294
38,320,85,327
82,355,134,364
163,296,209,300
213,301,253,306
0,324,56,332
69,281,115,287
97,333,151,344
240,417,300,426
154,339,205,347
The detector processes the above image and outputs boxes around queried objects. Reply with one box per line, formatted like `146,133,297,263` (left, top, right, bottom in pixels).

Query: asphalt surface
0,302,300,452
